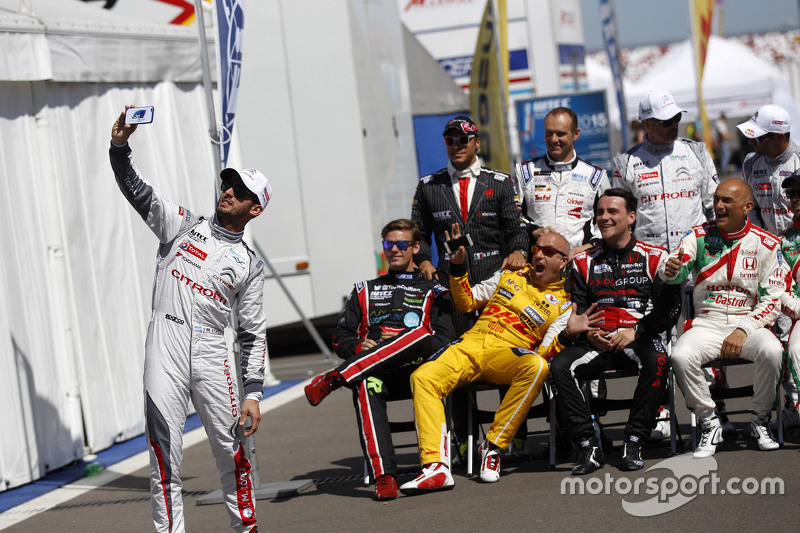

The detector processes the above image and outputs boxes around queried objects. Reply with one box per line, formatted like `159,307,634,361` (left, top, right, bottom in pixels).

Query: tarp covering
0,0,217,491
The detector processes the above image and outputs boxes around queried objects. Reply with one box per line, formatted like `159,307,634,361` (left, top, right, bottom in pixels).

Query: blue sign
515,90,611,171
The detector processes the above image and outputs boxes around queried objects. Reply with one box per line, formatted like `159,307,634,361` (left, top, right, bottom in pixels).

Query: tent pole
194,0,222,179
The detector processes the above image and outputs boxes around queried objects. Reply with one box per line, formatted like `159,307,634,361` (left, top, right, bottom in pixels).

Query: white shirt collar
447,157,482,182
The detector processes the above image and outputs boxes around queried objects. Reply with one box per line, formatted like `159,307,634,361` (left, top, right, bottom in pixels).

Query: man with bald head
400,227,601,493
662,178,784,457
550,189,681,475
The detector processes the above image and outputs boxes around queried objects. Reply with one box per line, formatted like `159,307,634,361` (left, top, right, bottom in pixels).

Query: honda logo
743,257,757,270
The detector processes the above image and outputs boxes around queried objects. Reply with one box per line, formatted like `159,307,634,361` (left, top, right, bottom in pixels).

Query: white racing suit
110,143,266,533
742,143,800,237
515,153,610,249
661,220,784,420
742,143,800,406
613,136,718,254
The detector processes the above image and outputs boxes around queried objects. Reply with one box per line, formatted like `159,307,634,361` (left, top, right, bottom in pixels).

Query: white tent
0,0,218,490
588,35,800,146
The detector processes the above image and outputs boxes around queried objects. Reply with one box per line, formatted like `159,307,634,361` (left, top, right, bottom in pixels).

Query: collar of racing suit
210,214,245,243
544,150,578,172
766,142,797,165
384,268,423,281
642,134,675,156
600,232,637,256
718,219,753,241
447,157,482,182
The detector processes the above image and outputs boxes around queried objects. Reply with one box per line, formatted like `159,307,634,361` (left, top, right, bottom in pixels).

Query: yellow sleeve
449,272,487,314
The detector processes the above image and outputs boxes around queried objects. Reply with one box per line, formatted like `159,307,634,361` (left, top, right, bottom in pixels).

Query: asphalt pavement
2,351,799,532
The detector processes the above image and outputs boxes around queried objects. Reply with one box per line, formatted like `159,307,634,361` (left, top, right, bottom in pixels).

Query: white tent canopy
588,35,800,142
0,0,219,491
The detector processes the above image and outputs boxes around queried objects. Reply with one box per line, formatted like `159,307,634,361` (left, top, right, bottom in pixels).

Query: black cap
443,115,479,137
782,169,800,188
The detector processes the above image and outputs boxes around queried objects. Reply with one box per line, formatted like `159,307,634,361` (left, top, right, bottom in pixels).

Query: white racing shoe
399,463,454,495
694,417,723,458
478,440,501,483
750,414,779,451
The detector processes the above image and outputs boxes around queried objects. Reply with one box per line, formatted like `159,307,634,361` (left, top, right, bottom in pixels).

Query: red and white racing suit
662,221,784,420
111,143,265,533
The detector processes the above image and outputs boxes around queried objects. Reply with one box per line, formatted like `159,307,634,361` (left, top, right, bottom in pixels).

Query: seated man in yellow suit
400,228,599,494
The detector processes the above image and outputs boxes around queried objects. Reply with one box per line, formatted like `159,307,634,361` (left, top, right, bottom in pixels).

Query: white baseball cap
736,104,791,138
220,168,272,208
638,89,687,121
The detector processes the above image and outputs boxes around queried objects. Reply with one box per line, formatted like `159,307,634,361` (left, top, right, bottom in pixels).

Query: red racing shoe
304,370,343,406
374,474,398,501
398,463,454,495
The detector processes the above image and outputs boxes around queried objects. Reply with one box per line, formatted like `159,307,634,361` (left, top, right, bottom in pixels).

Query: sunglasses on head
655,114,681,127
444,135,476,147
220,180,258,202
382,240,414,251
533,245,567,258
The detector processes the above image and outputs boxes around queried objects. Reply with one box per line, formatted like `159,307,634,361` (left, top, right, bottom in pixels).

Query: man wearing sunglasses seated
737,105,800,431
613,89,720,442
549,189,681,474
304,219,455,501
110,107,269,532
399,229,602,494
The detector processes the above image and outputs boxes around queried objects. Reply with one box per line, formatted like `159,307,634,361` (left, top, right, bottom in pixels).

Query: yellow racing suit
410,264,572,465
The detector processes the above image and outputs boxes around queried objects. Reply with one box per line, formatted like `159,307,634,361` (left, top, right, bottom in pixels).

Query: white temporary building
587,35,800,147
0,0,218,491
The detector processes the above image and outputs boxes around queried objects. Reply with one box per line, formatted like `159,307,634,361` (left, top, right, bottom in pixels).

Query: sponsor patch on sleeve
590,168,603,189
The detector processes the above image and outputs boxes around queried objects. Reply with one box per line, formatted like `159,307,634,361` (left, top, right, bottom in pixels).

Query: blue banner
215,0,245,166
515,90,611,170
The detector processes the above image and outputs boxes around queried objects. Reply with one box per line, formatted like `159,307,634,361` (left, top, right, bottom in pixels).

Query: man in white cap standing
738,103,800,430
110,106,269,533
612,89,720,441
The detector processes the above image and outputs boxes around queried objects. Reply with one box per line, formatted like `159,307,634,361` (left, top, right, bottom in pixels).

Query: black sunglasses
220,180,258,202
382,240,414,251
444,135,476,147
533,245,567,258
655,115,682,127
786,188,800,199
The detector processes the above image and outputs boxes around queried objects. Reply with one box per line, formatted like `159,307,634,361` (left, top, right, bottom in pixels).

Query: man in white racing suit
613,89,719,254
613,89,721,440
661,179,783,458
110,108,269,533
515,106,610,251
738,104,800,427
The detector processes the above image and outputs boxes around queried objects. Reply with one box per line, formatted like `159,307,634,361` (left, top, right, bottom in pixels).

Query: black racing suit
332,269,455,478
549,238,681,443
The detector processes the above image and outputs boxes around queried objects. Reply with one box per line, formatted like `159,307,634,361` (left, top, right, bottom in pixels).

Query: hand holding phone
125,106,155,125
443,234,473,254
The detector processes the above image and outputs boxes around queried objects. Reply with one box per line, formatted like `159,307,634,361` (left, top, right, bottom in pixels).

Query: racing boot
619,435,645,471
694,416,723,457
750,413,779,451
304,370,344,406
399,463,454,495
478,440,501,483
374,474,398,501
572,436,604,475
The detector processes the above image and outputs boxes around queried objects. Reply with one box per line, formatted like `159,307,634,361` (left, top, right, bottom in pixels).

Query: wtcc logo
561,455,783,516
